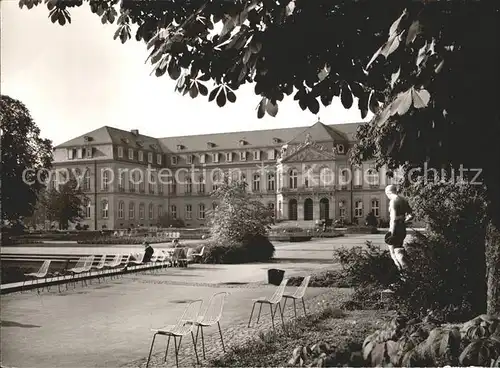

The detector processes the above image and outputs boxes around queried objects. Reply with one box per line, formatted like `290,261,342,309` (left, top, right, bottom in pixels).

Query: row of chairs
21,247,202,293
146,275,311,367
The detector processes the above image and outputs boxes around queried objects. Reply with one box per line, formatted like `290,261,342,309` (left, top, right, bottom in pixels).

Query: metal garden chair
103,254,121,276
146,299,203,368
23,260,51,293
68,256,88,287
282,275,310,318
191,246,205,263
188,292,229,359
91,254,107,283
247,278,288,331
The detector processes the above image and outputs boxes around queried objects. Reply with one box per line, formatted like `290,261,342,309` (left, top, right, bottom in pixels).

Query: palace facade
52,121,396,230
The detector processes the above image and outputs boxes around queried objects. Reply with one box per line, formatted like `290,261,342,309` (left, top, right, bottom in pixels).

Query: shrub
202,234,275,264
288,270,354,288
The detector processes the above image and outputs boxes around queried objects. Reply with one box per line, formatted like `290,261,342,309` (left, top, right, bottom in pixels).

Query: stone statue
384,185,414,271
305,133,312,144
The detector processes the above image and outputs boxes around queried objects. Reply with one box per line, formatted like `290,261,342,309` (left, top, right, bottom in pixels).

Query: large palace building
52,120,396,230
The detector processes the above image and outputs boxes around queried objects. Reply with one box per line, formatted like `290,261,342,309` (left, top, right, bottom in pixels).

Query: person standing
143,241,155,263
384,184,413,270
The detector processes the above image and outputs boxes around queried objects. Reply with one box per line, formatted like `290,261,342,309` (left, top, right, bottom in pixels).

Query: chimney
131,129,139,136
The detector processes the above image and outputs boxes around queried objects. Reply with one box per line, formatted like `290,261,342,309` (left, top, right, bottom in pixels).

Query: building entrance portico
304,198,314,220
320,198,329,220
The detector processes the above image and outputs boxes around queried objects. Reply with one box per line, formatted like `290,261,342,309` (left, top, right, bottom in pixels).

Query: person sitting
143,241,155,263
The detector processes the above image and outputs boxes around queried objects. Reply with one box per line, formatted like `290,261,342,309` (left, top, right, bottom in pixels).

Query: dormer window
67,149,74,160
138,151,144,161
118,146,124,158
253,150,261,160
268,149,276,160
187,155,193,164
148,152,153,163
337,144,345,154
200,154,206,164
239,139,247,146
212,153,219,163
86,147,93,158
207,142,216,148
240,151,247,161
171,155,178,165
273,138,281,144
225,152,232,162
157,154,162,164
77,148,83,159
128,148,134,160
177,144,185,150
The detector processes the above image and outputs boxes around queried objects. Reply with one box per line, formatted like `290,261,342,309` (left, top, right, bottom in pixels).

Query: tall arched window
320,167,334,187
212,171,221,191
339,200,346,219
118,201,124,219
139,203,145,219
354,167,362,187
101,200,109,219
158,205,163,218
129,202,135,219
252,174,260,191
171,205,177,219
129,171,136,193
102,171,110,191
148,203,154,220
371,199,380,217
185,177,192,194
139,170,145,192
354,200,363,218
119,171,126,191
198,203,205,219
267,173,275,191
198,175,205,193
367,168,380,186
289,169,298,189
83,168,91,191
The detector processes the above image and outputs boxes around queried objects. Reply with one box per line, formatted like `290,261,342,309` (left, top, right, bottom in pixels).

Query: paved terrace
1,235,389,368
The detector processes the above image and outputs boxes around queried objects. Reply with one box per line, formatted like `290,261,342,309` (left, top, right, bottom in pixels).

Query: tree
42,178,87,230
208,178,272,244
0,95,53,228
22,0,500,312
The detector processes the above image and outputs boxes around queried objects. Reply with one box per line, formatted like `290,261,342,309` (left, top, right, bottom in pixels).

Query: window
170,181,177,195
304,167,312,188
101,200,109,219
129,172,136,193
253,150,260,160
185,204,192,220
185,177,192,194
86,147,93,158
158,182,164,195
119,171,126,191
200,154,206,164
278,201,282,217
83,168,91,191
355,200,363,218
85,200,91,218
337,144,345,154
118,146,124,158
157,154,162,164
268,149,276,160
171,156,178,165
138,151,144,162
339,169,349,187
367,168,380,186
252,174,260,191
198,204,205,219
129,202,135,219
139,203,145,219
212,171,221,191
240,151,247,161
128,148,134,160
212,153,219,163
339,200,346,219
267,173,275,191
148,152,153,163
354,167,362,187
320,167,334,187
139,172,145,192
77,148,83,159
187,155,193,164
158,205,163,218
289,169,298,189
268,202,275,217
198,176,205,193
149,173,155,194
171,205,177,219
102,170,110,191
371,199,380,217
149,203,154,220
67,149,74,160
225,152,232,162
118,201,125,219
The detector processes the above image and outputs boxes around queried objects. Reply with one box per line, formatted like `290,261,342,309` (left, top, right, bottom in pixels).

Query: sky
1,1,371,146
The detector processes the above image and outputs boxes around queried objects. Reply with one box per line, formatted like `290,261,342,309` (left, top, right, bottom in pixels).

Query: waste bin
268,269,285,286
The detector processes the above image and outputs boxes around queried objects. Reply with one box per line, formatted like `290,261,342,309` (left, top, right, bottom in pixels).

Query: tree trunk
486,220,500,316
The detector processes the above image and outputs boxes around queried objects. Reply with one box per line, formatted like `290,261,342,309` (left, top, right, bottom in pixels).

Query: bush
289,270,355,288
202,234,275,264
